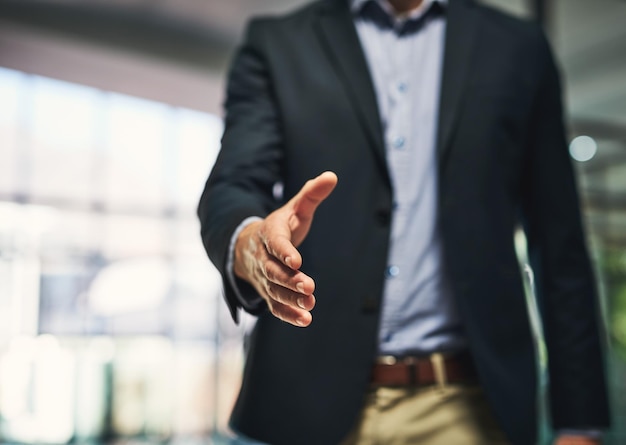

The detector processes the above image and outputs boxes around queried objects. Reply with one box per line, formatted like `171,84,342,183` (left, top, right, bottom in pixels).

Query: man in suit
198,0,610,443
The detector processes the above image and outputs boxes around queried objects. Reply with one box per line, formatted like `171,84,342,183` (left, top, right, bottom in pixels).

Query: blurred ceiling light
569,135,597,162
88,257,171,316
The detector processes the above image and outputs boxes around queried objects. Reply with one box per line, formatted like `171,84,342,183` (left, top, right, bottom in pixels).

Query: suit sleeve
197,19,283,322
521,28,611,429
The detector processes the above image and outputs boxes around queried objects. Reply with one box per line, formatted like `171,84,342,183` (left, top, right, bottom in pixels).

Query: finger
291,171,338,224
262,258,315,295
261,230,303,270
266,299,313,327
267,281,316,311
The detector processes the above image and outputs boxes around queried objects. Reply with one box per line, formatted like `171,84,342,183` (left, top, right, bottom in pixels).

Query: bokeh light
569,135,598,162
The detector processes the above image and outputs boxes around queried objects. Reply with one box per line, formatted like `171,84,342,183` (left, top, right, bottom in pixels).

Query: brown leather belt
370,352,478,387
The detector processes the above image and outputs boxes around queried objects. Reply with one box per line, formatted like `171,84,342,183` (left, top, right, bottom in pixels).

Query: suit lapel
315,0,389,184
436,0,480,169
314,0,480,177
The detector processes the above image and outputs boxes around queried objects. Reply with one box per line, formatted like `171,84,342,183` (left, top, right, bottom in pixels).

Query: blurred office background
0,0,624,443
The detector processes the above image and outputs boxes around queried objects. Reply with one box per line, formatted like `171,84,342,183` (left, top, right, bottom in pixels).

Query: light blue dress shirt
352,0,466,355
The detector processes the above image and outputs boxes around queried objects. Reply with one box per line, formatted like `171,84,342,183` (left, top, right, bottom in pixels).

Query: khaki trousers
340,384,511,445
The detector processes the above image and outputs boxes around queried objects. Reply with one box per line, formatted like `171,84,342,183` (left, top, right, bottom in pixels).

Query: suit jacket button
362,296,379,313
375,209,391,226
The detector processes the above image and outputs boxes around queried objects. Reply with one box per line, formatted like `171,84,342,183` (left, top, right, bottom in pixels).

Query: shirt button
385,265,400,278
393,137,405,149
397,82,408,93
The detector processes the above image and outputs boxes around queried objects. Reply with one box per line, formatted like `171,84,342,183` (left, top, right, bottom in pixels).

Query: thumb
290,171,338,225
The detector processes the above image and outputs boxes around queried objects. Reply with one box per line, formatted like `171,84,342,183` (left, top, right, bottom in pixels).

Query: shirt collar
351,0,447,18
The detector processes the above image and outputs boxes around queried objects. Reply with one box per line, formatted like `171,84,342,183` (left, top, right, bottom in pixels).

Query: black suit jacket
198,0,610,443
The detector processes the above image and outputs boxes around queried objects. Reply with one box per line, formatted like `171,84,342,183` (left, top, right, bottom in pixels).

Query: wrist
234,219,263,280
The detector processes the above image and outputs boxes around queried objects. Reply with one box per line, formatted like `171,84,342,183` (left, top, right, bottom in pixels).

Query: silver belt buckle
376,355,398,365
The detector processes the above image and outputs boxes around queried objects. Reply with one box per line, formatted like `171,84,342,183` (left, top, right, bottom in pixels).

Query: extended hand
233,171,338,327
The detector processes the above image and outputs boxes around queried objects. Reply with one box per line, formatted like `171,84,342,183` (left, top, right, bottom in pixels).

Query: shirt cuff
226,216,264,310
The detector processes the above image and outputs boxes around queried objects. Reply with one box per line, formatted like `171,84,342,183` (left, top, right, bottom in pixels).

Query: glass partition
0,66,248,443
